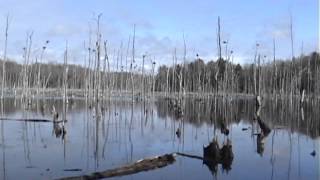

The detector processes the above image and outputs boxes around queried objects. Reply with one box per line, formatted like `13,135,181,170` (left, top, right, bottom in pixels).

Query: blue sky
0,0,318,67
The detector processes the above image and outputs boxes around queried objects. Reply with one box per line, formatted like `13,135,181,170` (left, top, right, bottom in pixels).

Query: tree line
155,52,320,96
0,51,318,97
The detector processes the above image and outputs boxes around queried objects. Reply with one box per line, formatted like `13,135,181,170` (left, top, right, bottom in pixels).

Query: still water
0,97,318,180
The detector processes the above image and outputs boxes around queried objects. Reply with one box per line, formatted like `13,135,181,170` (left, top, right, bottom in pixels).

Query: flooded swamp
0,97,319,180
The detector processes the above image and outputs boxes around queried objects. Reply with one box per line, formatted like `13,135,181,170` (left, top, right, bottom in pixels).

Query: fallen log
0,118,52,122
56,154,176,180
64,169,82,172
176,152,203,160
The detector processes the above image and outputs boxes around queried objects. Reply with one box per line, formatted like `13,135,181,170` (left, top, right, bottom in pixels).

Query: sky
0,0,318,69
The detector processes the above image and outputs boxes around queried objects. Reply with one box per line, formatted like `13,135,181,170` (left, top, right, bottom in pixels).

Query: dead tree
273,39,277,95
63,42,68,106
142,54,146,100
94,13,102,103
1,15,9,99
37,40,49,97
216,16,222,94
130,25,136,102
289,13,295,99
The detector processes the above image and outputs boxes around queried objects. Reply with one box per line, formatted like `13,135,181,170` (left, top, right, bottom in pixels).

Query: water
0,97,318,180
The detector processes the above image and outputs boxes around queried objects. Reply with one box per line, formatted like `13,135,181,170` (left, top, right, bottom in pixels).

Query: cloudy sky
0,0,318,67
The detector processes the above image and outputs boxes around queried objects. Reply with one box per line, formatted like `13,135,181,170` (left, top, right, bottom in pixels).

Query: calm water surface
0,97,319,180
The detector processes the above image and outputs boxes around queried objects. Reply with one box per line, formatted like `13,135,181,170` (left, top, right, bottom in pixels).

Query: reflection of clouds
272,144,290,156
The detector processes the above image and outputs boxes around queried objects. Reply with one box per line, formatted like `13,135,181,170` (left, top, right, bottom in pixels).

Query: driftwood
57,154,176,180
0,118,52,122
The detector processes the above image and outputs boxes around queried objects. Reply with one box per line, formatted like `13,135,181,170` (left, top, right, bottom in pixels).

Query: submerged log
57,154,176,180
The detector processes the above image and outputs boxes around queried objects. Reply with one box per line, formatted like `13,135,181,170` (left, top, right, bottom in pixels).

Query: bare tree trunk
102,42,107,99
1,15,9,99
273,39,277,96
151,59,156,99
289,14,295,100
63,42,68,107
87,26,93,101
119,41,124,96
166,68,169,97
130,25,136,103
182,34,187,97
103,41,110,100
253,43,259,96
217,16,222,61
95,14,102,103
258,54,261,96
172,49,176,94
37,41,49,97
23,32,33,103
125,36,131,94
216,16,222,95
142,54,146,101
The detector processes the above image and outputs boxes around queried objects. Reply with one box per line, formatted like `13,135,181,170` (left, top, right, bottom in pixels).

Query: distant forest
0,51,319,96
155,52,320,95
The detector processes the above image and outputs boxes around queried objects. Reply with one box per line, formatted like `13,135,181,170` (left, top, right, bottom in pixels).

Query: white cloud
46,24,84,37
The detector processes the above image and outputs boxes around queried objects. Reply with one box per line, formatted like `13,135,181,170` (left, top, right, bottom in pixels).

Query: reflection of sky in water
0,98,318,180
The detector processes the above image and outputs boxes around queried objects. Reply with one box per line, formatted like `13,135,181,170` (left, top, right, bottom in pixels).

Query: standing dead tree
37,40,49,97
289,13,295,101
216,16,222,95
94,13,102,103
142,54,146,101
272,39,277,96
21,32,33,103
1,15,9,99
182,34,187,97
130,25,136,103
63,42,68,107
